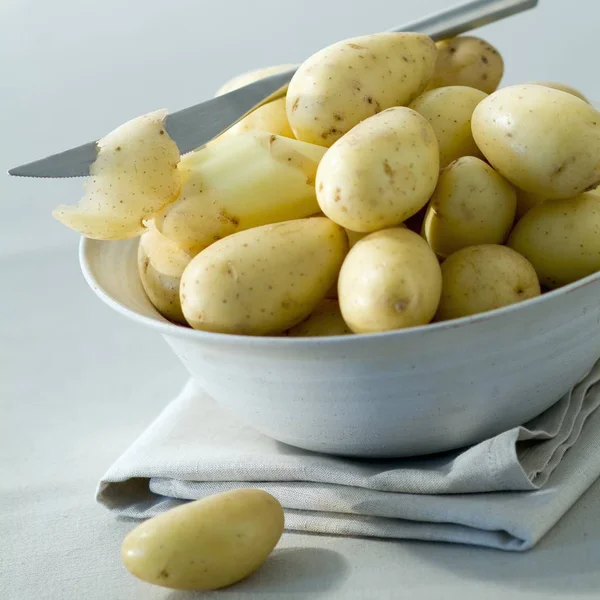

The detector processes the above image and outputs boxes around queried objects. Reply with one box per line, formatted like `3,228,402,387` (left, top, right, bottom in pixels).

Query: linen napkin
98,360,600,551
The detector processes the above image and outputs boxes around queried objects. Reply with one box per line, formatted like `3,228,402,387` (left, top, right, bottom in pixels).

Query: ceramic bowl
80,237,600,457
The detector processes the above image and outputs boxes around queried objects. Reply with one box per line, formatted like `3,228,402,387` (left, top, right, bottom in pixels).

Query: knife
9,0,537,178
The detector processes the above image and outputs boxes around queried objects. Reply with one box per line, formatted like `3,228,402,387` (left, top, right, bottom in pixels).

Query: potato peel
53,109,181,240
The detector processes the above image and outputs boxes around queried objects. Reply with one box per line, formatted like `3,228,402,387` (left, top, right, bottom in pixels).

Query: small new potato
287,299,352,336
121,489,284,591
423,156,516,258
409,86,487,168
156,131,326,253
181,218,348,335
508,191,600,289
471,85,600,199
436,245,540,321
527,81,589,103
427,36,504,94
515,188,545,220
338,228,442,333
316,107,439,232
287,32,437,146
54,110,180,240
215,64,297,96
137,223,196,325
218,97,294,140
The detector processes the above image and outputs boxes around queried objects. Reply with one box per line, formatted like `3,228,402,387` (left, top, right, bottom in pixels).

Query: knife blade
9,0,537,178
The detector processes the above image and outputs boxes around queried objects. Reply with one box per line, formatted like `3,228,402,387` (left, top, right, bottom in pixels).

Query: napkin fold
98,360,600,551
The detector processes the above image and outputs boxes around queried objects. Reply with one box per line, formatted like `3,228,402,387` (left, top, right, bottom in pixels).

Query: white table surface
3,1,600,598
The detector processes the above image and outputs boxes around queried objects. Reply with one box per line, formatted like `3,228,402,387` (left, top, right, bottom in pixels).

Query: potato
338,228,441,333
471,85,600,199
527,81,589,103
181,218,348,335
423,156,516,258
217,97,294,140
427,36,503,94
508,191,600,289
121,489,284,591
155,131,326,253
316,107,439,232
436,245,540,321
287,299,352,336
286,32,437,147
515,188,545,220
215,64,297,96
137,223,196,325
409,86,487,168
53,110,180,240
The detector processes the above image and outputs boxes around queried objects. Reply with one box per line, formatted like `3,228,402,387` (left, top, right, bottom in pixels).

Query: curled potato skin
287,32,437,147
427,36,504,94
316,107,439,232
436,245,540,321
53,110,180,240
508,191,600,289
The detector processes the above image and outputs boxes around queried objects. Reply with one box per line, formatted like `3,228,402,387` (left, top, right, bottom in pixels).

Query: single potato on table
436,245,540,321
338,228,442,333
286,32,437,146
121,489,284,591
53,110,180,240
423,156,516,258
409,85,487,168
137,223,196,325
508,191,600,289
316,107,439,232
155,131,326,253
471,84,600,199
180,217,348,335
427,36,504,94
287,299,352,336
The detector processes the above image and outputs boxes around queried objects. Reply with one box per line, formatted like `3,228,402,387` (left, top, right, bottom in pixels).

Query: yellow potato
218,97,294,140
155,131,326,253
215,64,297,96
508,191,600,289
338,228,442,333
181,218,348,335
53,110,180,240
423,156,516,258
287,299,352,336
471,85,600,199
427,36,504,94
436,245,540,320
316,107,439,232
287,32,437,146
121,489,284,591
527,81,589,103
409,86,487,168
515,188,545,220
137,224,196,325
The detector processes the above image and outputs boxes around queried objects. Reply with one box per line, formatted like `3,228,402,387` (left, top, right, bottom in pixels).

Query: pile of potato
54,32,600,337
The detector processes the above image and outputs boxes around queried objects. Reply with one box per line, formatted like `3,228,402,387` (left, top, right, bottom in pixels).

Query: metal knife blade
9,0,537,178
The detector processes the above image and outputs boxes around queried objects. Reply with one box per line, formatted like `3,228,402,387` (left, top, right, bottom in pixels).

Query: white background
3,1,600,598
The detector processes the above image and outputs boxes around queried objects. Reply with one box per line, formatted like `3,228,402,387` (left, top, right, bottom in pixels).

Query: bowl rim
80,236,600,347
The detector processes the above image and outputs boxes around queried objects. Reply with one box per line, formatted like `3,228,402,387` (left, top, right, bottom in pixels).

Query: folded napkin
98,360,600,551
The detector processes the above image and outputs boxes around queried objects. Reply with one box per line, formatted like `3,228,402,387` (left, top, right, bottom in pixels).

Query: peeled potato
287,299,352,336
53,110,180,240
137,223,196,325
156,132,326,253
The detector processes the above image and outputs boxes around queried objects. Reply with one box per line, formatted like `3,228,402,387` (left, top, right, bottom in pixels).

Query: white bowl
80,237,600,457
